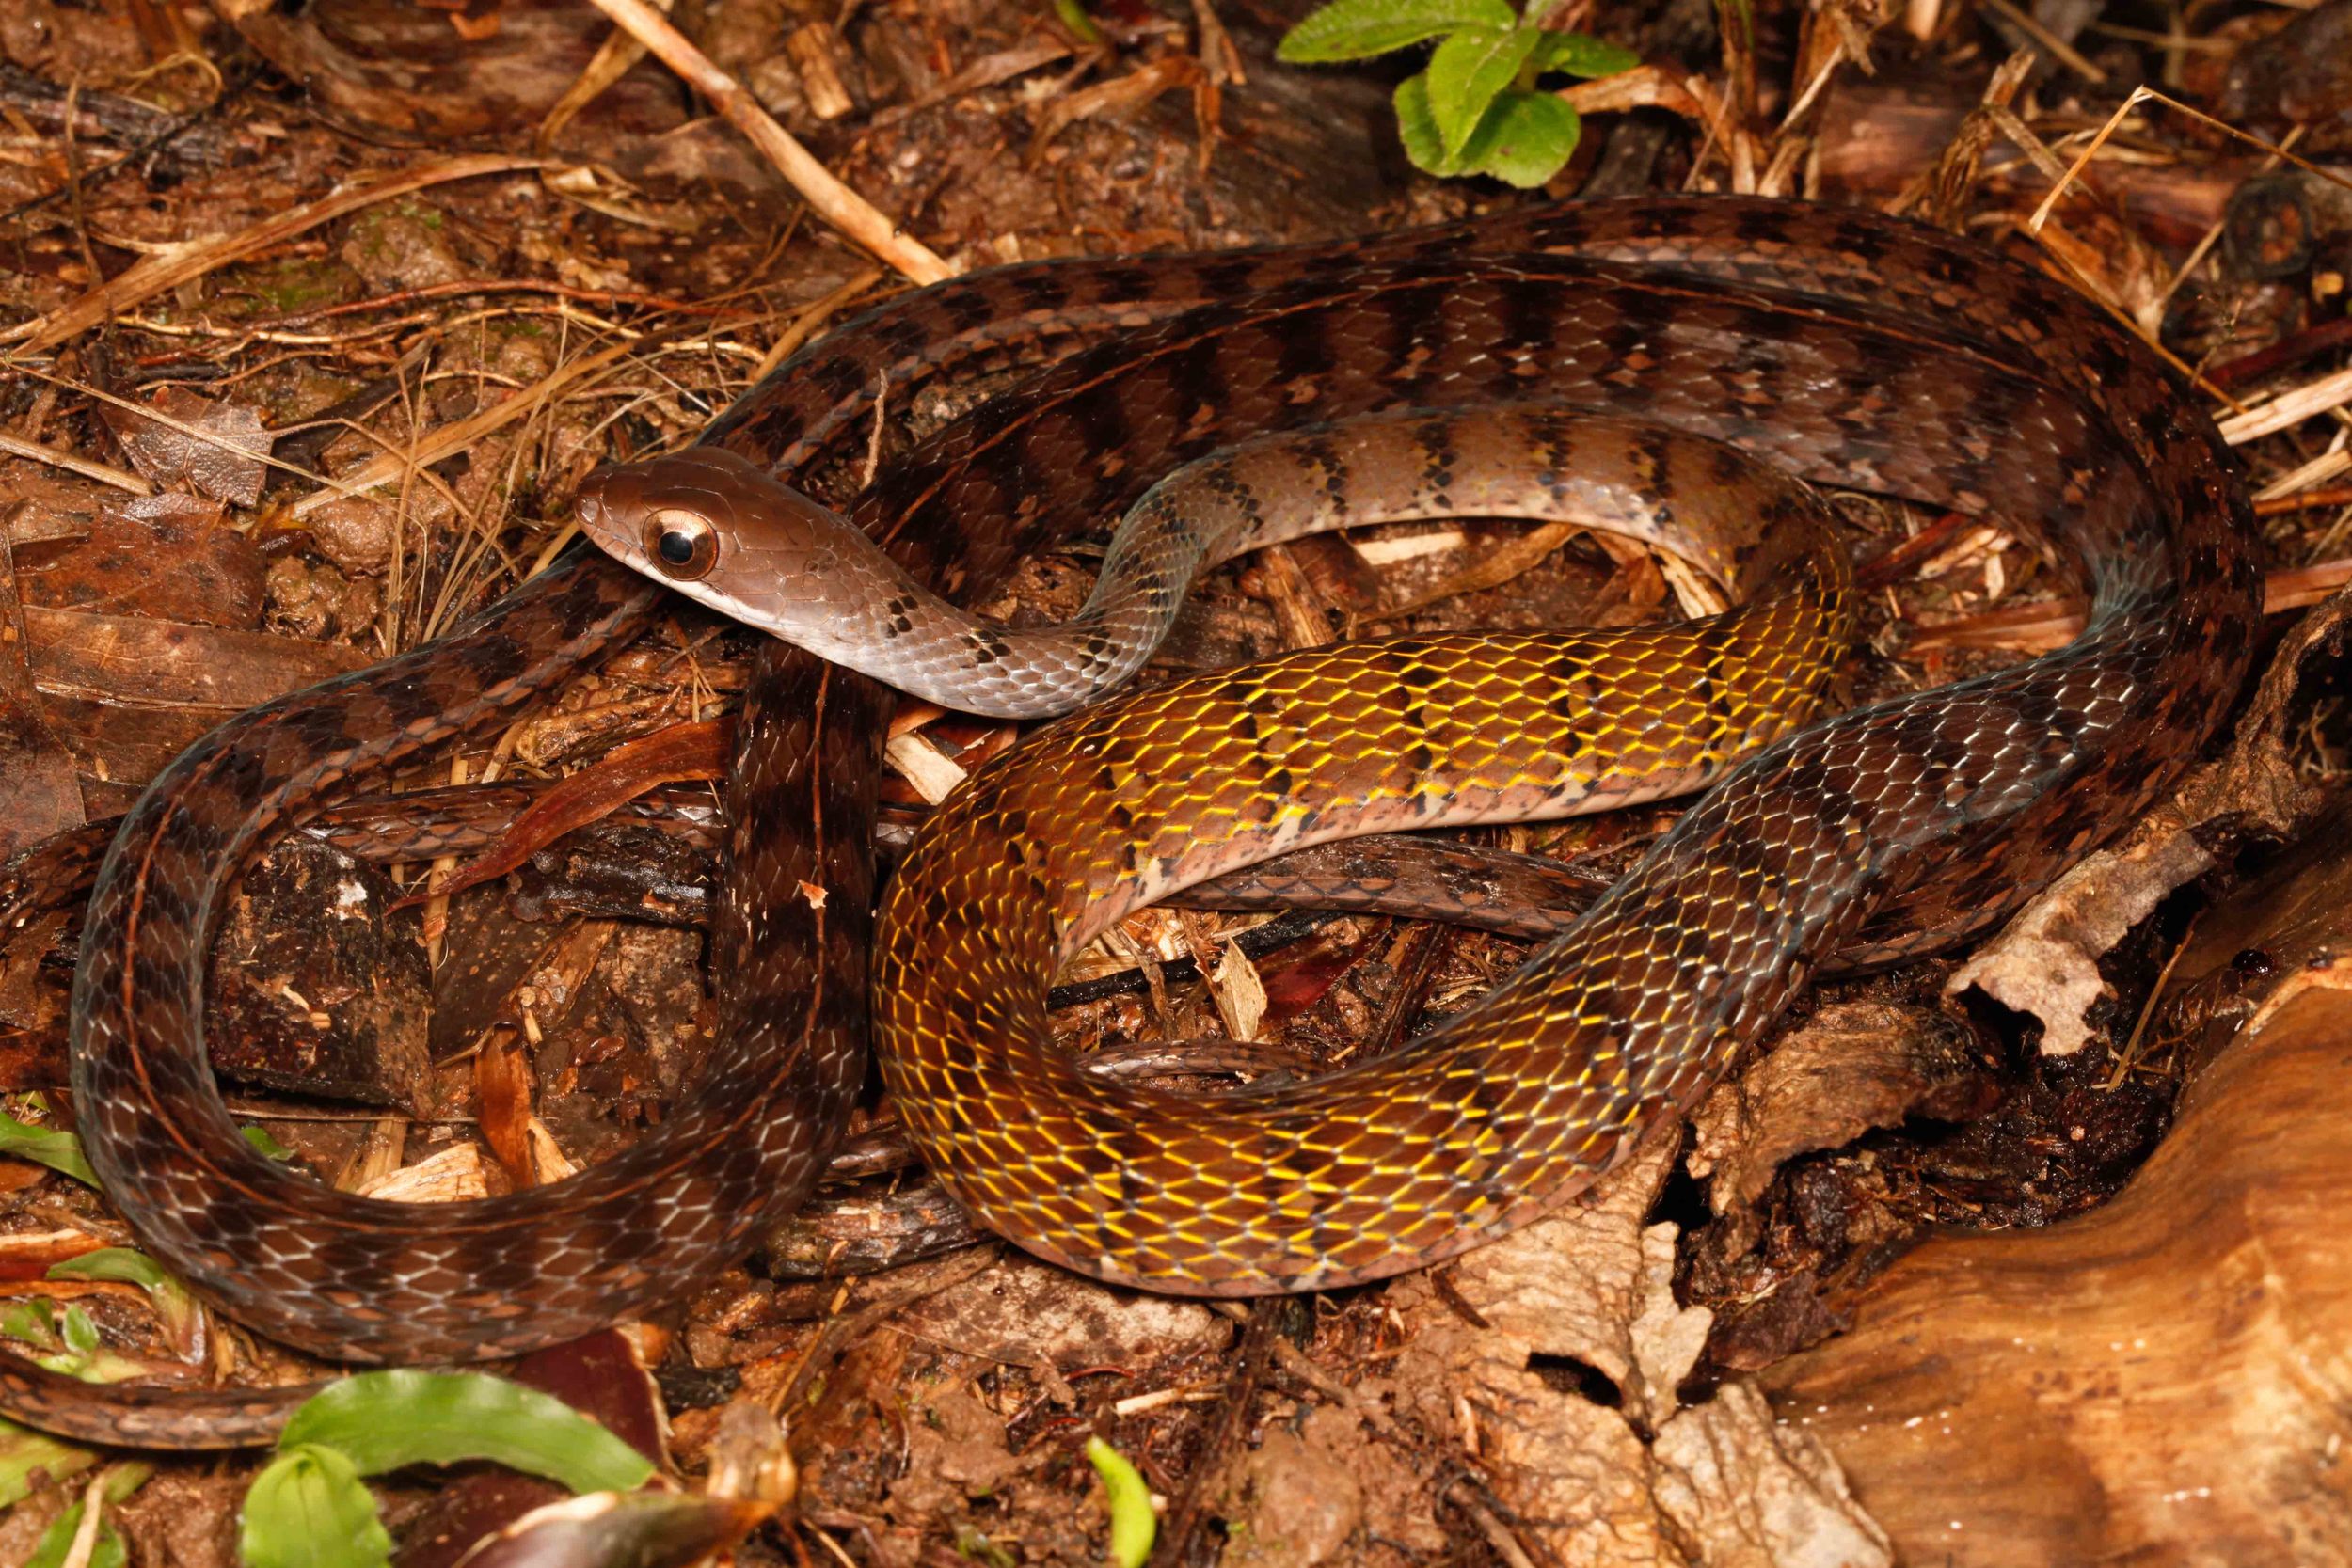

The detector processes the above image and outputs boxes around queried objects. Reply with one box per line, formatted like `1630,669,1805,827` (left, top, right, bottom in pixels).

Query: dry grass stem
288,328,692,519
538,0,666,151
1977,0,2108,82
0,431,151,495
747,266,888,387
2218,366,2352,446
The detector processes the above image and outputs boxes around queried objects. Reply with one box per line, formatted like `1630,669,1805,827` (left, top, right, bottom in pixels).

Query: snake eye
643,509,718,581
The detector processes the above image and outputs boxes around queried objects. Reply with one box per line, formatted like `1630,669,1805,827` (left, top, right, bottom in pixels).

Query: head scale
572,447,850,633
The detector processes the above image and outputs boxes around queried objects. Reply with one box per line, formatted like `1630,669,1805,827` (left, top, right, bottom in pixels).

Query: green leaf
954,1523,1017,1568
0,1298,58,1347
277,1371,656,1494
1278,0,1513,62
239,1445,392,1568
26,1509,125,1568
0,1418,96,1510
1052,0,1104,45
59,1306,98,1360
1425,25,1542,157
9,1299,148,1386
1394,71,1458,175
25,1463,149,1568
50,1249,170,1291
1085,1436,1155,1568
241,1125,294,1162
1528,30,1639,77
1464,89,1582,187
50,1249,201,1355
0,1111,98,1188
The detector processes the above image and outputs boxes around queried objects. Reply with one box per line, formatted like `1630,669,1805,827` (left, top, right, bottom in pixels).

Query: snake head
573,447,853,634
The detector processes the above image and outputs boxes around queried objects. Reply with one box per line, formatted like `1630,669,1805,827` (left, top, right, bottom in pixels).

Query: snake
0,198,2255,1446
589,216,2257,1295
574,406,1847,721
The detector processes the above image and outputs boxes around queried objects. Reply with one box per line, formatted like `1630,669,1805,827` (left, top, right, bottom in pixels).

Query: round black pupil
658,529,698,566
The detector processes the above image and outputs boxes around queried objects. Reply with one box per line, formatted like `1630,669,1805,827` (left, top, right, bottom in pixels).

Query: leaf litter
1,0,2351,1562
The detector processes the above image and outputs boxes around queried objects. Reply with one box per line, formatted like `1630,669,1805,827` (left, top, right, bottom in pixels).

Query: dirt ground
5,0,2352,1563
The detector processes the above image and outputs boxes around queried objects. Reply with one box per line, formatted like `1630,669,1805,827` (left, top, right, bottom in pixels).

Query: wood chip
1348,527,1465,566
2217,363,2352,445
356,1142,491,1204
1209,939,1268,1043
884,730,968,804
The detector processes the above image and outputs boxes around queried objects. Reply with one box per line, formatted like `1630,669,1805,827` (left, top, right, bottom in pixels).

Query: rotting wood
1765,791,2352,1566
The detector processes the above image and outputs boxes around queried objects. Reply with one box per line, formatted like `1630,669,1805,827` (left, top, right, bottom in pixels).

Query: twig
2206,317,2352,394
6,361,346,492
1378,520,1581,620
2256,487,2352,517
2218,365,2352,446
1359,923,1450,1061
575,0,950,285
58,81,105,293
59,1470,106,1568
2101,915,2200,1090
238,278,745,333
1158,1304,1279,1565
538,0,663,151
0,430,151,495
1854,510,1978,589
2031,84,2352,239
2156,125,2303,315
1907,558,2352,653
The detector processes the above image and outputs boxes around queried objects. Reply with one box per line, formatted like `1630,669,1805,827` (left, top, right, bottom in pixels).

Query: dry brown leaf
22,493,264,629
98,386,273,506
1950,580,2352,1054
1352,1132,1892,1564
1690,1002,1995,1219
1947,815,2216,1056
1215,1403,1446,1567
0,526,83,860
1652,1383,1892,1568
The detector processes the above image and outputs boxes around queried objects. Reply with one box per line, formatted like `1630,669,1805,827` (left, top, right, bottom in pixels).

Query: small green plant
1279,0,1637,187
239,1371,658,1568
1084,1436,1155,1568
0,1107,99,1187
23,1464,151,1568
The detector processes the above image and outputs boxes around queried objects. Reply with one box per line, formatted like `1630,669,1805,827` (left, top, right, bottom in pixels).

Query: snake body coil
580,408,1845,721
852,238,2255,1291
0,199,2255,1444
